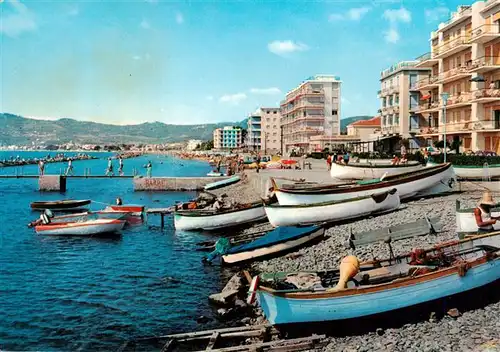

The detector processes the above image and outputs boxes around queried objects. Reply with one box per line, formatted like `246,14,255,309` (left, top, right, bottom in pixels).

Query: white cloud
176,12,184,24
0,0,37,37
219,93,247,105
249,87,282,95
267,40,309,57
383,7,412,23
424,6,449,23
384,28,400,43
329,7,371,22
206,95,214,101
140,19,150,29
341,97,351,105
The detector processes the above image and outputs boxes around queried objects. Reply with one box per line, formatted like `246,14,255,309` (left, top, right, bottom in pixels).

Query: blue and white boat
221,225,325,265
204,175,241,191
250,232,500,325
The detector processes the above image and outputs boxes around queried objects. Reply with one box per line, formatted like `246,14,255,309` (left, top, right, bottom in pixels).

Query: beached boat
30,199,91,211
265,189,400,227
427,161,500,180
330,161,422,180
221,226,325,265
35,219,125,236
250,232,500,325
455,200,500,236
103,205,145,217
204,176,241,191
174,202,267,231
273,163,456,205
207,171,223,177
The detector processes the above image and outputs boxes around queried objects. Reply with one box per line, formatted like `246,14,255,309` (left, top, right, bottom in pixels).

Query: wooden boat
250,232,500,325
204,176,241,191
207,171,223,177
427,161,500,180
264,189,400,227
174,202,267,231
30,199,91,211
103,205,145,217
35,219,125,236
273,163,456,205
221,226,325,265
455,200,500,236
330,161,422,180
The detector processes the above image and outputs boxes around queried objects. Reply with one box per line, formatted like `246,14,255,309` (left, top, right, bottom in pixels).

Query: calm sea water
0,152,234,351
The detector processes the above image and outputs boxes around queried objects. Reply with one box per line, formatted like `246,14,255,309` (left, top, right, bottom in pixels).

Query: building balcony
433,35,472,59
469,56,500,73
281,88,325,106
470,24,500,43
415,75,440,90
438,6,472,33
437,66,472,84
281,115,325,126
292,127,325,134
414,52,439,68
440,120,500,133
418,126,440,135
470,88,500,103
413,101,441,114
443,92,473,109
381,126,400,135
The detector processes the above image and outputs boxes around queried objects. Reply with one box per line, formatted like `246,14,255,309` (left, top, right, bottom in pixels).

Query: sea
0,151,236,351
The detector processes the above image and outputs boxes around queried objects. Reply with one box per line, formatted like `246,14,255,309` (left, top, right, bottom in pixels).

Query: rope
91,200,112,206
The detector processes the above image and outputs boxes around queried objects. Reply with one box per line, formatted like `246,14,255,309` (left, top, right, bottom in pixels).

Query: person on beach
343,151,350,165
326,154,332,171
38,160,45,176
105,158,114,176
391,155,400,165
474,191,500,233
146,161,152,178
65,159,74,176
256,154,261,173
118,157,124,176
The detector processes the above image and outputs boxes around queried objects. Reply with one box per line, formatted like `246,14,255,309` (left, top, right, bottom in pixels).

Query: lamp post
440,92,449,163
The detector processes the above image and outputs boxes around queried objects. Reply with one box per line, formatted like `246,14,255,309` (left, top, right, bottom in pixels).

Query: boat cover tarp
228,225,319,254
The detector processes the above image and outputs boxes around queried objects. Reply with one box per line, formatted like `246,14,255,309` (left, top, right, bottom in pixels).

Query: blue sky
1,0,467,125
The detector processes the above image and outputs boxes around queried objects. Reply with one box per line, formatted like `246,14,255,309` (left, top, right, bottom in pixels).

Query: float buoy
247,276,260,305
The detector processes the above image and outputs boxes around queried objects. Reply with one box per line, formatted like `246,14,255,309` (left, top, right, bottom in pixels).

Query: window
266,125,270,129
266,111,270,114
273,125,277,128
332,110,338,115
395,94,399,104
273,111,277,114
394,114,400,125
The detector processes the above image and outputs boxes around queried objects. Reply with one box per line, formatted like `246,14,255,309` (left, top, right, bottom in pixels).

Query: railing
470,23,500,39
469,56,500,70
282,88,325,105
419,127,439,134
415,75,440,89
434,35,472,55
439,6,472,28
439,120,500,132
471,88,500,100
444,91,473,106
439,65,471,81
380,85,397,95
414,101,440,112
415,52,432,62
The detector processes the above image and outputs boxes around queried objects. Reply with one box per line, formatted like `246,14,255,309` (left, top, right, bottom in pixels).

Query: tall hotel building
280,75,342,154
413,1,500,152
213,126,243,150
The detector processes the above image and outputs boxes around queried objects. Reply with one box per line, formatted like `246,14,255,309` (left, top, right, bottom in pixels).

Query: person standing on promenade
65,159,74,176
256,154,261,173
118,157,124,176
105,158,114,176
343,151,350,165
38,160,45,176
146,161,152,178
326,154,332,171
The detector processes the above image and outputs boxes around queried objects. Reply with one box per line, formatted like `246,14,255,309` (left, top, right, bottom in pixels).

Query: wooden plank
195,335,325,352
160,339,175,352
137,324,272,341
206,332,220,350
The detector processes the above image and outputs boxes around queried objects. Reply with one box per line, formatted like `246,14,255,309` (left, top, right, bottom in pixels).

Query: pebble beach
209,161,500,352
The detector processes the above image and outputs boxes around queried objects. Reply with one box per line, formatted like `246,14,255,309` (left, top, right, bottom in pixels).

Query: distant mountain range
0,113,374,146
340,115,373,133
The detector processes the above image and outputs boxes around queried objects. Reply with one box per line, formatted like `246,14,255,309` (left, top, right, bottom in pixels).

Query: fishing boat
273,163,456,205
249,232,500,325
427,161,500,180
221,226,325,265
455,200,500,236
204,176,241,191
35,219,125,236
102,205,145,217
264,189,400,227
30,199,91,212
207,171,223,177
330,161,422,180
174,202,267,231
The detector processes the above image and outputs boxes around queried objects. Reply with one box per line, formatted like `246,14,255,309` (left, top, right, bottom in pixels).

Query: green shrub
430,154,500,166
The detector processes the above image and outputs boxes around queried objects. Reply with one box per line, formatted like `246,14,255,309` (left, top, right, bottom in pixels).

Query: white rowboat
204,176,241,191
265,189,400,227
35,219,125,236
330,161,422,180
174,202,267,231
427,161,500,180
456,200,500,236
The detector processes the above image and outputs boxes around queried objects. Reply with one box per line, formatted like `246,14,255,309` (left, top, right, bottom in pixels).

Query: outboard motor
44,209,54,218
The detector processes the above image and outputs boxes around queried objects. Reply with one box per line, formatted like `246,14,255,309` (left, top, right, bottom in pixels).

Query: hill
340,116,373,133
0,113,247,146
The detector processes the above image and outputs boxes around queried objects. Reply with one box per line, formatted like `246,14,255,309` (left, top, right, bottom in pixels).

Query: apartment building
347,116,382,153
378,61,431,145
247,109,262,151
260,107,281,154
413,1,500,152
212,126,243,150
280,75,342,153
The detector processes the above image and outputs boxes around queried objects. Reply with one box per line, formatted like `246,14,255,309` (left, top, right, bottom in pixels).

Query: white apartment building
280,75,342,153
247,109,262,151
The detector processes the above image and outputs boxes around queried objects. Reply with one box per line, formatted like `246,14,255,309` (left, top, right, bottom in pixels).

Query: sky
1,0,469,125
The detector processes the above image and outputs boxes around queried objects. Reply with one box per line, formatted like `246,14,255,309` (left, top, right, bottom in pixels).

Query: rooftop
348,116,381,127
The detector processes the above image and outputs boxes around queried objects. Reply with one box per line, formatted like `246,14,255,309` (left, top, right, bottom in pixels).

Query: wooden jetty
118,324,326,352
146,207,176,228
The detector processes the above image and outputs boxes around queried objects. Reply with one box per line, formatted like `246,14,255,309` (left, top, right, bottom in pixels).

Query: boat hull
275,164,456,205
174,205,267,231
30,199,91,211
265,189,400,227
204,176,241,191
222,228,325,265
456,201,500,234
330,162,422,180
35,219,125,236
104,205,144,217
427,162,500,180
257,258,500,324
